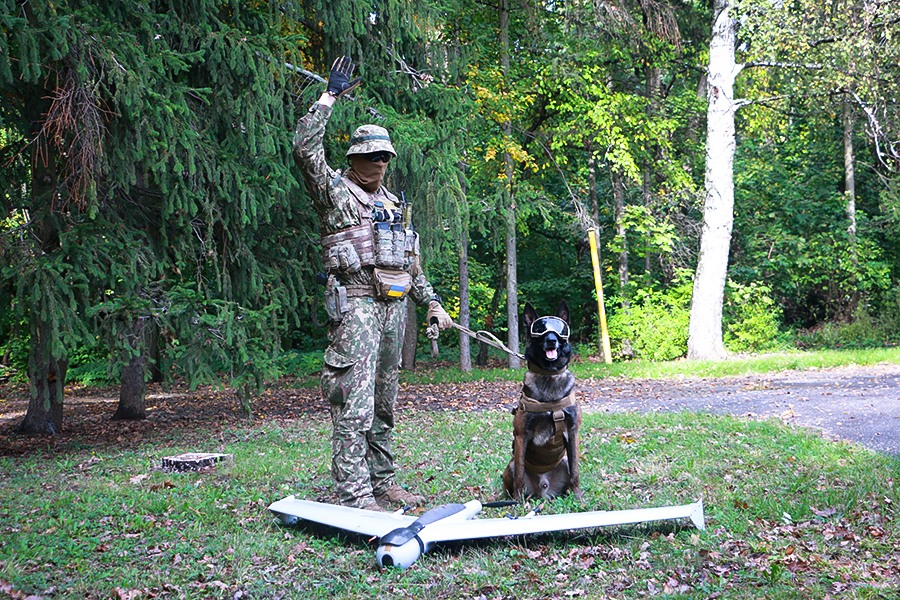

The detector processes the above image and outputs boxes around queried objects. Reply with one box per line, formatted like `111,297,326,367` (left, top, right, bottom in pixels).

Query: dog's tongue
545,348,558,361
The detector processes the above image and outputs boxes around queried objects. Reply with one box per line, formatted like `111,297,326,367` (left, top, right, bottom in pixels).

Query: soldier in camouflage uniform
293,57,453,511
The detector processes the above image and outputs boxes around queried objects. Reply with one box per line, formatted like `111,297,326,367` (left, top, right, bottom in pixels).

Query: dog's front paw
572,488,585,503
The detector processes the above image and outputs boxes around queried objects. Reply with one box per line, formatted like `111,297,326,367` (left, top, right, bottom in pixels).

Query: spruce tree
0,0,320,431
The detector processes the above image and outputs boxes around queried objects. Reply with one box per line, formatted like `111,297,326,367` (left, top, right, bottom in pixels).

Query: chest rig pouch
371,196,412,299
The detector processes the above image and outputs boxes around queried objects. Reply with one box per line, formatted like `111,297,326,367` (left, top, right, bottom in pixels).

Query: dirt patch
1,364,898,456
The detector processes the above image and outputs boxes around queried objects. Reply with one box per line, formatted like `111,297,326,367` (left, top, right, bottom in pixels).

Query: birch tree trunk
843,98,857,250
687,0,741,360
613,170,634,359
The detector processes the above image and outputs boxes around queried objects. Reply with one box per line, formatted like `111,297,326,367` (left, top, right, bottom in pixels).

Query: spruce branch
38,66,110,211
386,45,434,90
284,60,325,84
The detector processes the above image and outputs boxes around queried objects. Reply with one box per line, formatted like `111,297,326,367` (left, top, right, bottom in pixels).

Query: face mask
347,155,388,192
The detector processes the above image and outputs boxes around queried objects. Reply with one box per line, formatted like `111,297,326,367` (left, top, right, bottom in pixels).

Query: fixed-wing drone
268,496,705,569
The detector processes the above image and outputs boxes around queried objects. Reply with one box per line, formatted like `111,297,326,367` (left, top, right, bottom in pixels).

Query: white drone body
268,496,705,569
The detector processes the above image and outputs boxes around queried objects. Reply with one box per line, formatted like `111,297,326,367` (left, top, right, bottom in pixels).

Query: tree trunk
843,98,857,249
504,189,520,369
401,299,418,371
458,227,472,372
613,170,629,294
113,317,148,420
687,0,740,361
643,64,662,275
613,171,634,359
500,0,521,369
18,316,67,434
588,149,600,226
476,279,504,367
18,106,68,435
146,319,164,383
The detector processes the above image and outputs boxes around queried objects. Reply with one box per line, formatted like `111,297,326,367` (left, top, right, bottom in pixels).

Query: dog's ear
556,300,570,325
523,302,538,328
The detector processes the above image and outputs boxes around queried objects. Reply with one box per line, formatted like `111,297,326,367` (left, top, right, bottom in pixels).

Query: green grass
1,410,897,599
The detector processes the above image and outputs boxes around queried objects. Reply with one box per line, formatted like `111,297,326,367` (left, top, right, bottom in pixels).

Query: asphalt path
577,363,900,455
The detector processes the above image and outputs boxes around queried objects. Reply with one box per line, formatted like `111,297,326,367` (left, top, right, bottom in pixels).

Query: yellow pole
587,228,612,364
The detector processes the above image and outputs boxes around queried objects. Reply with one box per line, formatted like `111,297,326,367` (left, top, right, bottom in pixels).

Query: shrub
723,281,787,353
277,350,323,379
607,275,692,361
796,304,895,349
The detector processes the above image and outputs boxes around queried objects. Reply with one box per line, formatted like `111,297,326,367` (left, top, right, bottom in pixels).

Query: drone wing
420,500,705,544
268,496,417,538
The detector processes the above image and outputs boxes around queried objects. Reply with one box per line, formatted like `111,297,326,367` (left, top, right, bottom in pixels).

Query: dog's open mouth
545,348,558,361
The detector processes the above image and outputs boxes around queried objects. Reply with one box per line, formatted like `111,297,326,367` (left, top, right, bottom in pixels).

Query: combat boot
374,484,425,508
342,495,387,512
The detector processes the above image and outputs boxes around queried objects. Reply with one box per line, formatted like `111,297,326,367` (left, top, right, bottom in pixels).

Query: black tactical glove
326,56,362,99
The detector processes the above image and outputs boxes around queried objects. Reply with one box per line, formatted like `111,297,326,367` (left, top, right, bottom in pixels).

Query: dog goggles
530,316,570,340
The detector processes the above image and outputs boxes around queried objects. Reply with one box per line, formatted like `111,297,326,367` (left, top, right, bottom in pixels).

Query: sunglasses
364,152,392,163
530,316,570,340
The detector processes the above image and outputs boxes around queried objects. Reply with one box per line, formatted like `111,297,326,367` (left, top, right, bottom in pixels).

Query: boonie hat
346,124,396,157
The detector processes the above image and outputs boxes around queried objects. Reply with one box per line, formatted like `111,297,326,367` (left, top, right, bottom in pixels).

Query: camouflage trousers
321,295,408,507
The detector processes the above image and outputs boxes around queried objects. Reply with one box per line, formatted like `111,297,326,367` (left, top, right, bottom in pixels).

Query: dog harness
516,391,577,474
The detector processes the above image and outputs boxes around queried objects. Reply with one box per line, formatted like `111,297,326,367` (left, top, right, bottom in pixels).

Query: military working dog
503,301,583,500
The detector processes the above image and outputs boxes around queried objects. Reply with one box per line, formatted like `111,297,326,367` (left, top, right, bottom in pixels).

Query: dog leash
426,321,525,360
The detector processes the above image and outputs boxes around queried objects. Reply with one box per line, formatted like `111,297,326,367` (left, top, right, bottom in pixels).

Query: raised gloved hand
427,300,453,330
326,56,362,99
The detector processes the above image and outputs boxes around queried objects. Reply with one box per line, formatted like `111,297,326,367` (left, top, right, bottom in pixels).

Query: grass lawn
1,349,898,598
1,405,897,599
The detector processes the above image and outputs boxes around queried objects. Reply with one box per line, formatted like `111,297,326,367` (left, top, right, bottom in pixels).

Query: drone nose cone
376,540,422,569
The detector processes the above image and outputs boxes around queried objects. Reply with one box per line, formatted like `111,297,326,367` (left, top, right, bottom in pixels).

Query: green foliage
795,304,900,350
0,0,321,422
1,0,898,427
165,285,281,415
733,117,894,327
276,350,323,381
723,280,788,354
0,292,26,380
606,273,693,361
66,360,113,387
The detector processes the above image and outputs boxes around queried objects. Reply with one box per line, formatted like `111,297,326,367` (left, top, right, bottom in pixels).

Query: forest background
1,0,899,434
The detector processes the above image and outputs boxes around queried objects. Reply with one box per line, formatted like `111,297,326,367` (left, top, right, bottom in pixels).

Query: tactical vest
320,176,416,299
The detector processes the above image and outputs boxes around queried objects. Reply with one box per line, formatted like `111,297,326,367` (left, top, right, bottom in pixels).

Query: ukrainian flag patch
387,285,405,298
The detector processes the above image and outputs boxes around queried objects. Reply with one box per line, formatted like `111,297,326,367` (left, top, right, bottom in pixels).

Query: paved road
578,363,900,455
